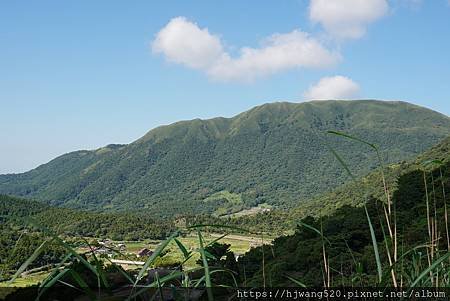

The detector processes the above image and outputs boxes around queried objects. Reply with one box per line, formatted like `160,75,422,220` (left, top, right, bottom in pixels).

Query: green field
0,232,267,288
0,271,49,288
116,232,271,268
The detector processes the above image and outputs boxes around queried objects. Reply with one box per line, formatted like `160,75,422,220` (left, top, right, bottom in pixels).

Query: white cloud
207,30,340,81
152,17,340,82
309,0,389,40
152,17,224,70
303,76,361,100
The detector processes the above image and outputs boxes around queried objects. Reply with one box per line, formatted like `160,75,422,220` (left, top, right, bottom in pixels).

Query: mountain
238,128,450,287
1,100,450,216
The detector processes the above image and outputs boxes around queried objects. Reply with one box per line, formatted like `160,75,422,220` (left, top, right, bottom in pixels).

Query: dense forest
237,137,450,287
1,101,450,217
0,224,66,281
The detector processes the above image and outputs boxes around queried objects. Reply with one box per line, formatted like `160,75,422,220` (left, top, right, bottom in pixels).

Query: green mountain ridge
1,100,450,216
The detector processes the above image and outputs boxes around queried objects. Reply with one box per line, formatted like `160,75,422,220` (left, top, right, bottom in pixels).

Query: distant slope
238,131,450,287
1,100,450,215
296,135,450,218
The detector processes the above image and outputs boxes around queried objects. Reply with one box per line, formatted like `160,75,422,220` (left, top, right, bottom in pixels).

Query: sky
1,0,450,174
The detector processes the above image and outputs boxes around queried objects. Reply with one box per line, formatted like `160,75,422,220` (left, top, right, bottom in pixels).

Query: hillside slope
239,132,450,287
220,136,450,234
296,135,450,218
1,100,449,215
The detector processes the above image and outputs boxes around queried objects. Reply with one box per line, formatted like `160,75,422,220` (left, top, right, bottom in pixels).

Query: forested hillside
0,195,174,240
216,136,450,234
1,100,449,216
239,135,450,287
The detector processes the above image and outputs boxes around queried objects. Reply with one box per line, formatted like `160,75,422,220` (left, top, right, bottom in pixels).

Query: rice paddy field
115,232,272,268
1,232,273,287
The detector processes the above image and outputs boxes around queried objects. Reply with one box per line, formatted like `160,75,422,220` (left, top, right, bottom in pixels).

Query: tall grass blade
105,259,134,285
18,216,99,277
194,269,238,288
174,237,190,259
80,237,110,289
205,233,228,248
134,231,179,285
36,269,71,301
325,138,383,282
327,131,377,150
198,230,213,301
127,271,185,300
297,221,331,245
155,271,164,301
39,253,72,288
365,201,383,282
9,239,51,283
285,275,307,288
409,252,450,288
69,270,97,300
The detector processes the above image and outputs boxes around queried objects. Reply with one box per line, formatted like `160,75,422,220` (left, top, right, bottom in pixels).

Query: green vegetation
2,100,450,299
217,136,450,235
203,190,243,216
1,100,449,216
2,131,450,299
0,226,65,281
239,134,450,287
1,220,261,300
0,194,175,242
103,233,261,269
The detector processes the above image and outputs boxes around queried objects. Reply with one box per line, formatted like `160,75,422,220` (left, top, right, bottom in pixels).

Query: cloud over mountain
303,76,360,100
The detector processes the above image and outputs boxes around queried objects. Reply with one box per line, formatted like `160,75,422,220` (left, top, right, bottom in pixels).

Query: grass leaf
134,231,179,286
285,275,307,288
9,239,51,283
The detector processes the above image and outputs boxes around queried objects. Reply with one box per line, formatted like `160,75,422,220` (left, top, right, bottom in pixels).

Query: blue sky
1,0,450,174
